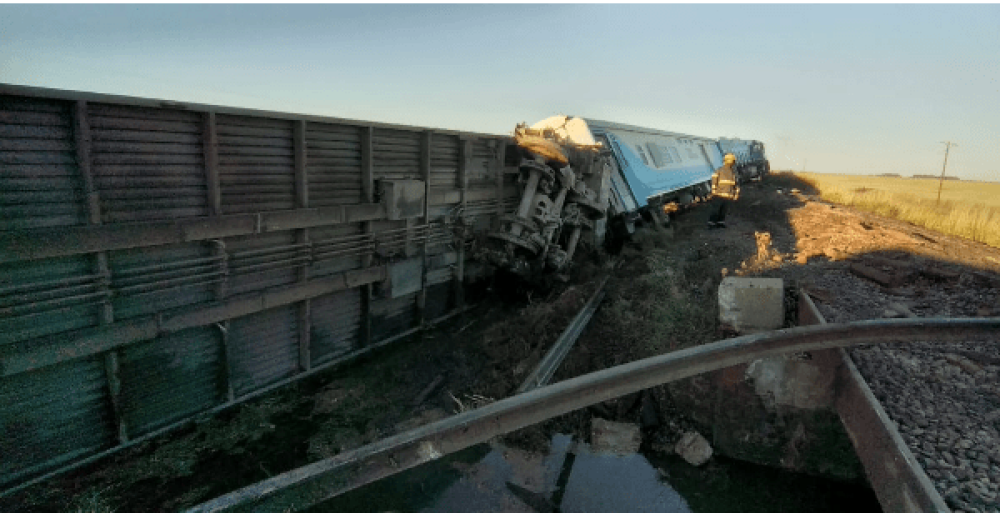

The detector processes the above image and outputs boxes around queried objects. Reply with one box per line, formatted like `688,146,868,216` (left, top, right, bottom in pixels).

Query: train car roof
580,118,719,143
529,115,719,145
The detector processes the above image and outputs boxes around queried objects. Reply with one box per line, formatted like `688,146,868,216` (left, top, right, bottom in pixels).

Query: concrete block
718,277,784,333
744,356,836,410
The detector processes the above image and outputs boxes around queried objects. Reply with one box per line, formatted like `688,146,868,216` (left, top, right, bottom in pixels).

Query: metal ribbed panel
216,114,295,214
307,123,362,207
226,231,301,297
429,134,459,189
0,255,101,346
467,139,496,187
424,282,452,321
228,305,299,397
425,267,454,287
463,198,500,231
0,356,113,486
0,95,86,231
311,223,367,278
373,128,421,180
88,103,208,223
370,294,416,342
118,326,223,436
309,289,362,365
108,242,219,320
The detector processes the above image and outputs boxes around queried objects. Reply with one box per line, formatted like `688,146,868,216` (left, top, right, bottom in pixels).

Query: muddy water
311,433,880,513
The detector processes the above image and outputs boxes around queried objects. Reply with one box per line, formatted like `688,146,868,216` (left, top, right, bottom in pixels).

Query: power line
937,141,957,203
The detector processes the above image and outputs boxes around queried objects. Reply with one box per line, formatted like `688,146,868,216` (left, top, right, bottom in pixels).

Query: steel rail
187,317,1000,513
799,291,950,513
517,275,609,393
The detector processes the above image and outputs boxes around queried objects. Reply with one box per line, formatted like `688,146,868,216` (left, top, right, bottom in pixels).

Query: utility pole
937,141,957,203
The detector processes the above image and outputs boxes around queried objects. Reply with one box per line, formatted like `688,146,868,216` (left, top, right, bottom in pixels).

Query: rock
797,254,809,265
590,418,641,455
888,302,918,318
675,431,713,466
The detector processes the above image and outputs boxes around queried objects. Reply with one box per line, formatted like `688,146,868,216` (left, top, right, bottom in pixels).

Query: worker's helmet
724,154,737,164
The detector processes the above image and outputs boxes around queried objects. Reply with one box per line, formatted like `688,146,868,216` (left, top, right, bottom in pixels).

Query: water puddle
311,430,881,513
312,433,691,513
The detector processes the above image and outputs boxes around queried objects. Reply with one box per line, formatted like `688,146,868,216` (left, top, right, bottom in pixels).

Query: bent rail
187,317,1000,512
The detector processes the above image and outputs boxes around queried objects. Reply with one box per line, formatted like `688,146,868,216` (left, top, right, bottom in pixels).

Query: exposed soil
7,172,1000,512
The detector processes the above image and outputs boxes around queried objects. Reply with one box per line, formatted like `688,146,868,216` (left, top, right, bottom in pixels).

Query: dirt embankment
10,172,1000,512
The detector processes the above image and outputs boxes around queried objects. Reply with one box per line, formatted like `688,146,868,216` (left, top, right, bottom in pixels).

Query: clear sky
1,4,998,180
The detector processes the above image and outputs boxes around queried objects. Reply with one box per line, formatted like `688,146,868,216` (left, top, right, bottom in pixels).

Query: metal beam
185,317,1000,513
1,204,386,262
203,112,222,216
454,138,472,307
359,126,374,347
495,140,507,217
417,130,432,325
517,276,608,393
294,120,311,372
73,100,129,444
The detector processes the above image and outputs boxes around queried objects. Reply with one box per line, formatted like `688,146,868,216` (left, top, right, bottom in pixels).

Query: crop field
792,172,1000,249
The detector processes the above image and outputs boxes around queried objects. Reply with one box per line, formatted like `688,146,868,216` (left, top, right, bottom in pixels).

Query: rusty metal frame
186,317,999,512
799,292,950,513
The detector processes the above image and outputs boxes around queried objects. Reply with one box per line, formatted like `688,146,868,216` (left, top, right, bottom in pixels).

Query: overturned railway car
526,116,727,238
0,84,768,493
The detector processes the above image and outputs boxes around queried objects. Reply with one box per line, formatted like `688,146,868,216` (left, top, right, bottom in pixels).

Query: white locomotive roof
530,114,720,146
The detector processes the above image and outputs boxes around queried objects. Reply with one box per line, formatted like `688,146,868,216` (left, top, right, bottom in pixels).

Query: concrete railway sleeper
186,317,1000,513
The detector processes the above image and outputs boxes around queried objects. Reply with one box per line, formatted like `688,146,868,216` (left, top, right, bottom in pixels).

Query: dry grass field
791,172,1000,249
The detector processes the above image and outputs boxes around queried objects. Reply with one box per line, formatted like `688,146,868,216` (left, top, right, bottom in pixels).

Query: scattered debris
412,375,445,407
590,418,641,455
849,262,897,287
675,431,713,466
887,302,918,318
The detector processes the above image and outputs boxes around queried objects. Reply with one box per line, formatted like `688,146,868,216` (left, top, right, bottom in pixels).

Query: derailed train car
522,116,728,232
479,115,766,280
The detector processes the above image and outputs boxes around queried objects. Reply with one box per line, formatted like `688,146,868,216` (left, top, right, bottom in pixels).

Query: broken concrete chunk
718,277,784,333
590,418,641,455
887,302,918,318
675,431,713,466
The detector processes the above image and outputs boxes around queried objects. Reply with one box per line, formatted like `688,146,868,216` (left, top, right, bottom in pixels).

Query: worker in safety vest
708,153,740,228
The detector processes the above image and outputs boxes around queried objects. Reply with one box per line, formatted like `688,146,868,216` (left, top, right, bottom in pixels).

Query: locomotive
718,137,770,183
